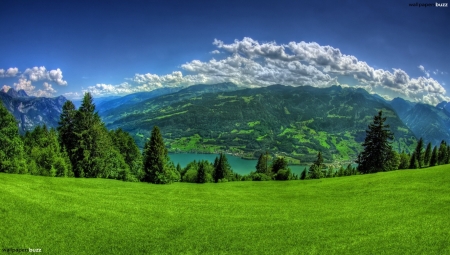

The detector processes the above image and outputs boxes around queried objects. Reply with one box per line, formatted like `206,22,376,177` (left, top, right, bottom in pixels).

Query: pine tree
414,137,424,168
57,100,77,167
300,168,307,180
69,93,128,179
423,142,432,167
0,102,25,173
196,161,208,183
409,152,419,169
142,126,179,184
357,111,394,173
438,140,448,165
430,146,438,167
309,152,325,179
213,153,231,182
255,151,270,174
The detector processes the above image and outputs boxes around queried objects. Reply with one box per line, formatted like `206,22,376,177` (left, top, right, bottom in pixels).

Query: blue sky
0,0,449,104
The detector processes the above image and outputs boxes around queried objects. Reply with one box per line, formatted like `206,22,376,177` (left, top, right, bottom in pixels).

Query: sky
0,0,449,105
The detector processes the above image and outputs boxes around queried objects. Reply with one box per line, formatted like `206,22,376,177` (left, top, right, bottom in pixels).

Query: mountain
100,82,242,123
106,84,417,163
97,87,182,115
389,98,450,146
0,88,67,133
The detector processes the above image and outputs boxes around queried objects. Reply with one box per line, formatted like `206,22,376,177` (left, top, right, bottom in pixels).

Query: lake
169,153,310,176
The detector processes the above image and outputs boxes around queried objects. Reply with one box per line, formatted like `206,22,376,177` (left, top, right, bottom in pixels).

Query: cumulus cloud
0,67,19,77
13,78,35,94
23,66,67,85
418,65,430,78
75,37,450,105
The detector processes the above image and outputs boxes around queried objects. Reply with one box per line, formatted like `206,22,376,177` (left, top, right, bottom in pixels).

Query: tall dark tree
357,111,394,173
143,126,179,184
255,151,270,174
430,146,438,167
213,153,231,182
57,100,77,166
70,93,128,179
309,152,325,179
196,161,208,184
438,140,448,165
300,168,307,180
414,137,424,168
423,142,432,167
409,152,419,169
0,102,25,173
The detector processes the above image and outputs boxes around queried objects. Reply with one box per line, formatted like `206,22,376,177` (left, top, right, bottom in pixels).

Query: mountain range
1,83,450,163
0,88,66,134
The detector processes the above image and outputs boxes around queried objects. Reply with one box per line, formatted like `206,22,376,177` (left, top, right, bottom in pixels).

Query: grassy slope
1,166,450,254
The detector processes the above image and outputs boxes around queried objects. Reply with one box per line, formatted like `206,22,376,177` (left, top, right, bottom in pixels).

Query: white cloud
13,78,35,94
2,85,11,92
418,65,430,77
23,66,67,85
68,37,449,104
0,67,19,78
43,82,57,93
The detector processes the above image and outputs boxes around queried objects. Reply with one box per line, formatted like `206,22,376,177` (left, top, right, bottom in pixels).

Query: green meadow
1,166,450,254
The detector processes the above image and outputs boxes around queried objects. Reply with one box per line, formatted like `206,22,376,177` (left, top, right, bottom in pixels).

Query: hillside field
1,166,450,254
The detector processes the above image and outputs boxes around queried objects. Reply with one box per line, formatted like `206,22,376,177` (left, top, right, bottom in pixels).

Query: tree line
1,94,449,183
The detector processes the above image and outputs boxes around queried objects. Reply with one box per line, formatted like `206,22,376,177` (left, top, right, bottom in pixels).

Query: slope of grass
1,166,450,254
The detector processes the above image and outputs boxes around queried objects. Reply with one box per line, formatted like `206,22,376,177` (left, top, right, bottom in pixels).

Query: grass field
1,166,450,254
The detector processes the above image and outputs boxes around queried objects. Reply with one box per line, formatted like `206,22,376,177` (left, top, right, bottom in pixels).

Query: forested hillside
106,84,417,162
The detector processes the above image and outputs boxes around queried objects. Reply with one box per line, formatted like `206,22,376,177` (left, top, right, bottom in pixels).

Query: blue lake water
169,153,310,175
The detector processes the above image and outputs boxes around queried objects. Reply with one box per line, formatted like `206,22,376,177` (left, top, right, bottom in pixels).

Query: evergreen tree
398,151,410,169
386,150,400,171
176,163,182,174
70,93,128,179
196,161,208,183
271,157,291,180
57,100,77,167
271,156,289,174
213,153,231,182
142,126,179,184
0,102,25,173
438,140,448,165
255,151,270,174
424,142,432,167
414,137,424,168
300,168,307,180
430,146,438,167
409,152,419,169
110,128,143,180
357,111,394,173
309,152,325,179
24,125,72,177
